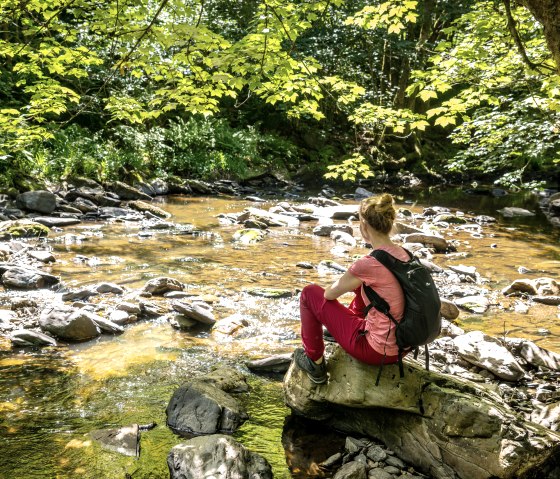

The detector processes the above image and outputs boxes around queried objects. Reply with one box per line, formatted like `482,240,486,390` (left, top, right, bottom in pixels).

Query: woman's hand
324,270,362,300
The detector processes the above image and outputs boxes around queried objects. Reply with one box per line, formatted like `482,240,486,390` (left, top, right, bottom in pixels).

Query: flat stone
31,217,81,227
10,329,57,347
90,424,139,457
27,250,56,263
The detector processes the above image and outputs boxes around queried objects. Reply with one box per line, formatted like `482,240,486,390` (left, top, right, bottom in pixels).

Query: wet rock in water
0,219,50,239
245,287,292,298
243,218,269,229
473,214,497,224
448,264,478,280
10,329,57,347
168,434,272,479
402,233,450,253
244,206,300,227
72,197,98,213
2,266,58,289
313,224,354,237
454,295,489,313
172,300,215,325
95,282,124,294
109,309,137,326
534,277,560,296
61,288,98,301
27,250,56,263
318,260,346,274
149,178,169,196
39,304,100,341
318,205,359,220
354,187,374,200
330,230,356,248
139,300,169,318
498,207,535,217
169,313,198,330
74,310,124,334
116,301,142,315
31,216,81,227
198,365,249,393
503,277,559,297
212,314,249,339
166,381,248,435
439,298,460,320
502,279,538,296
232,228,266,244
433,213,468,224
296,262,314,269
453,331,525,381
245,195,267,202
143,277,184,295
98,206,143,221
127,200,171,219
504,338,560,371
111,181,152,201
533,295,560,306
392,222,424,235
440,319,465,338
90,424,139,457
16,190,57,214
246,353,293,373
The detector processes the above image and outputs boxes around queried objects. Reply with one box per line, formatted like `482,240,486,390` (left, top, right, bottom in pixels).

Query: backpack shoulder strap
370,248,413,267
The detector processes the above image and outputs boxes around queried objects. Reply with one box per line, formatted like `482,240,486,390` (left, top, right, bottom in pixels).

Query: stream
0,188,559,479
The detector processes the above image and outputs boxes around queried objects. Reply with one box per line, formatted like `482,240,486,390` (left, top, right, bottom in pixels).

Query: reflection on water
0,190,559,478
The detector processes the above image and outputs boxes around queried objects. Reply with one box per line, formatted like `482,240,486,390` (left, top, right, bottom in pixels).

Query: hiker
295,193,410,384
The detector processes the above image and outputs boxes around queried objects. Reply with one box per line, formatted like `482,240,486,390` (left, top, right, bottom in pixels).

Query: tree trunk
523,0,560,73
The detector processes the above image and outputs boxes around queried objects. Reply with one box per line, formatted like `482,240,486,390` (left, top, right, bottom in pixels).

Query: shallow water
0,189,559,479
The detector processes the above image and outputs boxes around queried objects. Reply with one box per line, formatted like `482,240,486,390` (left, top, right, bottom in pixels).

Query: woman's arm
324,270,362,300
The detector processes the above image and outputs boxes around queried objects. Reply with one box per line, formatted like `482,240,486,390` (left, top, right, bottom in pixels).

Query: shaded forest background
1,0,559,191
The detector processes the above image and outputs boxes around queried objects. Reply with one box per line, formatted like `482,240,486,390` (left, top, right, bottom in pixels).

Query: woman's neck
369,233,393,249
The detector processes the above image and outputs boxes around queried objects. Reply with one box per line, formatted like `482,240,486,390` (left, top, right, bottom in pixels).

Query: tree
523,0,560,74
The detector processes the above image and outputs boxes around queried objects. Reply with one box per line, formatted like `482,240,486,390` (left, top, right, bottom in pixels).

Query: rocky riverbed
0,176,559,478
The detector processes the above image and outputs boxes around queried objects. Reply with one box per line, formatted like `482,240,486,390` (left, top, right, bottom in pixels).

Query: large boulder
1,266,59,289
16,190,57,214
111,181,152,201
283,346,560,479
168,434,272,479
39,304,100,341
166,380,248,435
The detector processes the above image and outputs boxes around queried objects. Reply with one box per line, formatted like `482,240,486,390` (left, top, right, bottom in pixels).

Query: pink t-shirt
348,245,409,356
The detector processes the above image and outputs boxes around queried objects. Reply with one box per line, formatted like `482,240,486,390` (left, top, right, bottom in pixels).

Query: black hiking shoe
294,348,328,384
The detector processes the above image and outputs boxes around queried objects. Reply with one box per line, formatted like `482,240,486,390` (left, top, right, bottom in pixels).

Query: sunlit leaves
324,153,374,182
346,1,418,36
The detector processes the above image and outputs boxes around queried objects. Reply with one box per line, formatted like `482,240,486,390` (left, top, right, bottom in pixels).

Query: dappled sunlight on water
1,190,559,478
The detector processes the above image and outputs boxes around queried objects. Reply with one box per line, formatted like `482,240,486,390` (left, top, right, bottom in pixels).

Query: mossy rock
127,200,171,219
0,220,50,239
245,287,293,299
232,228,266,244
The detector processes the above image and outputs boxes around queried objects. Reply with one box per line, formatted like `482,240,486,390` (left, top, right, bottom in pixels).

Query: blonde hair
359,193,396,235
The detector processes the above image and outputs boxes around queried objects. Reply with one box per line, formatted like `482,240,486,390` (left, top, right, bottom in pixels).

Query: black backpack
363,249,442,385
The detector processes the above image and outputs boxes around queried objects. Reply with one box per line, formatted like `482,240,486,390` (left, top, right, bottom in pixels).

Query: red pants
300,284,399,365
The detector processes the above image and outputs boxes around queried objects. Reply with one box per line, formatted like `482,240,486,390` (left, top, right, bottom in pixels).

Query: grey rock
453,331,525,381
320,452,343,468
331,230,357,247
168,434,272,479
143,277,184,295
454,295,489,314
333,461,367,479
31,216,81,227
246,353,293,373
109,309,136,325
385,455,406,469
27,250,56,263
366,445,387,462
368,468,394,479
498,207,535,217
95,282,125,294
90,424,139,457
10,329,57,347
402,233,449,252
16,190,57,214
2,266,58,289
198,366,249,393
74,310,124,334
111,181,152,201
150,179,169,195
166,381,248,435
116,302,142,315
172,300,215,325
232,228,266,244
40,304,100,341
355,187,374,199
313,224,354,237
61,288,98,301
169,313,198,330
439,298,460,320
284,346,559,479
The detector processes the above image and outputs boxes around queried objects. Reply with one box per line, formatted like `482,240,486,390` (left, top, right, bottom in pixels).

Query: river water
0,189,559,479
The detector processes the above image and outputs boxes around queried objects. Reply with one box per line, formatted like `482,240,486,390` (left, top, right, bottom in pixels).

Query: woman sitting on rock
295,193,409,384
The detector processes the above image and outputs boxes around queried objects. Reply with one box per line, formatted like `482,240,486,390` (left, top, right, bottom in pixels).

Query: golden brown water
0,191,559,479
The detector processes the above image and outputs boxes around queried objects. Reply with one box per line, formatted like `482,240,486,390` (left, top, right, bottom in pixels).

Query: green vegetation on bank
0,0,559,190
